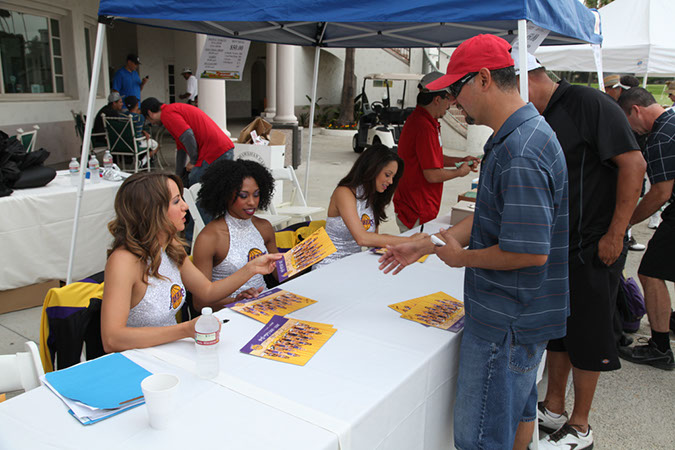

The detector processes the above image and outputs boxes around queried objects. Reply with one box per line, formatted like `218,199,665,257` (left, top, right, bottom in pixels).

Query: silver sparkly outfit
127,250,185,327
315,186,375,269
211,212,267,296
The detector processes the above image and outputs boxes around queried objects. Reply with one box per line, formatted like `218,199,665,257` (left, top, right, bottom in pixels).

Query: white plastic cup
140,373,180,430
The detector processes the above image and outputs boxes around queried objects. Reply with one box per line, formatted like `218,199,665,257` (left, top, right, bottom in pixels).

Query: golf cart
352,73,423,153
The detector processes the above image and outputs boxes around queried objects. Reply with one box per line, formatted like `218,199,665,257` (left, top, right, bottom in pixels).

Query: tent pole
66,22,106,285
642,74,648,88
303,46,321,198
518,20,528,103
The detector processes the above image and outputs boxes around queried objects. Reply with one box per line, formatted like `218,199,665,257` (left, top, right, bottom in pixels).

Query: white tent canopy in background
535,0,675,76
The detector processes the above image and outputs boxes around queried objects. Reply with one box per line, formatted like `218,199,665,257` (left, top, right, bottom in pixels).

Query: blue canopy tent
66,0,601,283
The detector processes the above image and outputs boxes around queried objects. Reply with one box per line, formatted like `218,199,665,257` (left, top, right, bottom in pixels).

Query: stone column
263,43,277,119
273,45,297,124
196,34,230,136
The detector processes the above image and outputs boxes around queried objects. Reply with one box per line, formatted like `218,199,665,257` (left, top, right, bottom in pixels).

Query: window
0,9,64,94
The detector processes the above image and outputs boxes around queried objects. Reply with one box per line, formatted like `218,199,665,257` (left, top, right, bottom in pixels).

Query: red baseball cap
425,34,515,91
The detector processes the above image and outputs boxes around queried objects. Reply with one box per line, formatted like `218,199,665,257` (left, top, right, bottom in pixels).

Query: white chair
0,341,44,396
255,212,293,229
16,125,40,153
269,166,324,221
183,183,206,249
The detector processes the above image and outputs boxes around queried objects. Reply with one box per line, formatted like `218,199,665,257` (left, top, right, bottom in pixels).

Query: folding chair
71,110,108,155
15,125,39,153
269,166,325,221
0,342,44,399
102,114,151,173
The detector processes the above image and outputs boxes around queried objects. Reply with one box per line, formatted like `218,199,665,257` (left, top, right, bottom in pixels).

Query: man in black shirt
618,87,675,371
519,55,646,450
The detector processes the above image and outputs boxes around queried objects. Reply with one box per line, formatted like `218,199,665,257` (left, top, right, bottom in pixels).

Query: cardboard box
0,280,59,314
237,117,287,146
450,201,475,226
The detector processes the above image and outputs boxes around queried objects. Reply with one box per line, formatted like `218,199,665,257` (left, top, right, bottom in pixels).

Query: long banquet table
0,216,466,450
0,171,125,291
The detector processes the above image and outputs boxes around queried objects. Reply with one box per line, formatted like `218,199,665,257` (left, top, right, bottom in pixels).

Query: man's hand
434,235,466,268
461,155,481,172
456,163,472,177
597,231,623,266
186,162,195,172
378,241,427,275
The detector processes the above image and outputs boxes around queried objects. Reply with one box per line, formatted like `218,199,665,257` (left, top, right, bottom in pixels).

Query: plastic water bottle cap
201,307,213,315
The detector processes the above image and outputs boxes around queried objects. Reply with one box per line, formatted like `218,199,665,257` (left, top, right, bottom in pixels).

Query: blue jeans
185,149,233,243
454,328,546,450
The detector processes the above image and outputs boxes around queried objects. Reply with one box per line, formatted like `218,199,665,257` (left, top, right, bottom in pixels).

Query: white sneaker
648,214,661,229
538,423,593,449
537,402,568,433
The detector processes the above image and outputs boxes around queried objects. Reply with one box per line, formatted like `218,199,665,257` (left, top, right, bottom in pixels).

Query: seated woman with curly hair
192,159,279,310
314,144,427,269
101,172,281,352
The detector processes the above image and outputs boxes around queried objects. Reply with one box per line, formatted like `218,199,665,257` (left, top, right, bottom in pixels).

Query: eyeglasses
448,72,478,98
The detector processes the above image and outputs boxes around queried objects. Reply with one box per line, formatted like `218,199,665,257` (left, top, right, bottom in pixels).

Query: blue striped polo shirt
464,103,570,345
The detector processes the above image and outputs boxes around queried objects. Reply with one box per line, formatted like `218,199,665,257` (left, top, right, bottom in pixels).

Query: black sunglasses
449,72,478,98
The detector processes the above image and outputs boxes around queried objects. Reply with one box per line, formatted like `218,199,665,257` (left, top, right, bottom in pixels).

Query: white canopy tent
536,0,675,79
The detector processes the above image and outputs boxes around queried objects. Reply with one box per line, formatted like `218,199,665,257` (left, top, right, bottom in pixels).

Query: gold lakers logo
361,214,374,231
170,284,185,310
248,248,264,262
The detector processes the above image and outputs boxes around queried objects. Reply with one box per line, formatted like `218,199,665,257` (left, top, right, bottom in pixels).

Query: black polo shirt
542,80,639,259
644,108,675,218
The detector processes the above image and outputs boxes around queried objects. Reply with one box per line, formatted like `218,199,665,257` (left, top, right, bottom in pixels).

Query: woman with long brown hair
101,172,281,352
314,145,427,269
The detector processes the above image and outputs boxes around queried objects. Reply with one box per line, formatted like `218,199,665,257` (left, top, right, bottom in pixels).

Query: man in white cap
517,51,646,450
179,68,198,105
393,71,478,232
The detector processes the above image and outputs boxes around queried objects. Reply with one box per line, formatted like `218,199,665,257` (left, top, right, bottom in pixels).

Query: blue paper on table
44,353,151,409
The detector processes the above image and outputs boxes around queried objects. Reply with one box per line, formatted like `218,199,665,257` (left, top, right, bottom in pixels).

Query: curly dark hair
198,159,275,218
338,144,403,227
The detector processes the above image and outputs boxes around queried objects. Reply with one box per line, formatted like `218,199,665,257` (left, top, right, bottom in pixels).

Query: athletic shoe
537,402,568,434
618,339,675,371
538,423,594,450
648,214,661,229
627,236,645,251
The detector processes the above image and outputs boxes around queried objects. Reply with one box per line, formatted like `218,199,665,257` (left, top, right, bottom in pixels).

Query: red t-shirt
160,103,234,167
393,106,444,228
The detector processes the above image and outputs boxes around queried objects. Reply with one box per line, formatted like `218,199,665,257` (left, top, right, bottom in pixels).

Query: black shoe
618,333,633,347
618,339,675,371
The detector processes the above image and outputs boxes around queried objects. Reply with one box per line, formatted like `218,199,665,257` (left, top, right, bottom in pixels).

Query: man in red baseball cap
380,34,569,450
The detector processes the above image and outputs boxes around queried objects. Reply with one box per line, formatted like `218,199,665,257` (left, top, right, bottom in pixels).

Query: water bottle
88,154,100,183
102,150,113,169
68,157,80,186
195,307,220,379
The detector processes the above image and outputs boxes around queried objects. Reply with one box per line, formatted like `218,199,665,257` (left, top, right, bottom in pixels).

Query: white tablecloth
0,216,465,450
0,171,124,290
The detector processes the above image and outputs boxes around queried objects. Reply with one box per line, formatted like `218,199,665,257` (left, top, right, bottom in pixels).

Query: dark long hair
108,172,187,282
338,144,403,227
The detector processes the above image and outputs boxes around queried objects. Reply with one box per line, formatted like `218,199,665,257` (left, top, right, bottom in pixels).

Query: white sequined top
127,250,186,327
314,186,375,269
211,212,267,297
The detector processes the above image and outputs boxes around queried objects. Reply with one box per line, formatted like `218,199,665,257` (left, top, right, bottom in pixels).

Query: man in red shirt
141,97,234,187
393,72,478,231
